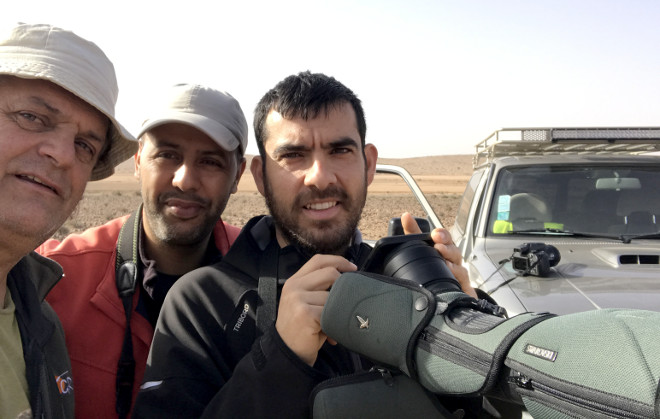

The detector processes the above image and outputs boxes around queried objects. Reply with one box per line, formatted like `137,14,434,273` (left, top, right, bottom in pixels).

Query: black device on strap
114,206,142,419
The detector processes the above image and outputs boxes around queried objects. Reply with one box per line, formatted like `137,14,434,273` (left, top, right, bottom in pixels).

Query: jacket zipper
510,372,648,419
418,327,491,376
38,358,51,419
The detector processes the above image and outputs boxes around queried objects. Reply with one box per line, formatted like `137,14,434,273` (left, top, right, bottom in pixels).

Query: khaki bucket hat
0,22,137,180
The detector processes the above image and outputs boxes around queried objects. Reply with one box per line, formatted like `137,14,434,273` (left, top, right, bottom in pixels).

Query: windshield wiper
621,232,660,242
508,228,626,242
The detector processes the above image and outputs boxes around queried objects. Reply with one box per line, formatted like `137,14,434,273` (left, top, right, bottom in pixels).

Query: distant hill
377,155,472,176
111,154,474,177
112,157,135,174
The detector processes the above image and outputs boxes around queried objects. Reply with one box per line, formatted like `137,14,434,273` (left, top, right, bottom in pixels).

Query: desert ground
54,155,473,241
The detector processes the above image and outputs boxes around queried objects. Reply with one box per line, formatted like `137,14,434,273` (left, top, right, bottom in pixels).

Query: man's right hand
275,254,357,366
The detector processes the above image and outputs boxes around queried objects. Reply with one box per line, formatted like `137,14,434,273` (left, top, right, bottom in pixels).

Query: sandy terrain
55,155,473,241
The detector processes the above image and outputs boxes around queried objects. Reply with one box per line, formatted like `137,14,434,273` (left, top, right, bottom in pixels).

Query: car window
487,165,660,236
455,170,484,235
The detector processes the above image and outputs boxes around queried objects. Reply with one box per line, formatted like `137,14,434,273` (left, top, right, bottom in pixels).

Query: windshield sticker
497,195,511,220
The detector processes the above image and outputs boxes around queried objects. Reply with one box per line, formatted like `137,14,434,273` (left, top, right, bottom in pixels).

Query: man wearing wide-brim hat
0,22,136,419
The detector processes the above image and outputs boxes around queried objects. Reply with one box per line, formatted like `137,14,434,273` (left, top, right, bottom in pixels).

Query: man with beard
132,71,476,418
37,83,247,418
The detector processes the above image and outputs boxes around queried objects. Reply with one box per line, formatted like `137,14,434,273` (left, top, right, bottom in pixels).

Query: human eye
280,151,304,159
329,139,358,157
200,157,225,169
15,111,47,130
154,150,179,161
275,146,306,161
272,144,307,165
331,146,352,155
74,138,97,164
330,144,357,158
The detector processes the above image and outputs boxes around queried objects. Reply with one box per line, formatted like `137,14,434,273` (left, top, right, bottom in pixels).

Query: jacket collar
234,215,369,281
11,251,63,301
7,252,61,346
249,215,364,255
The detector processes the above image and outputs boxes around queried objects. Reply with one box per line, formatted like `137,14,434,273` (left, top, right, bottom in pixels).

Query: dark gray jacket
133,216,373,418
8,251,74,418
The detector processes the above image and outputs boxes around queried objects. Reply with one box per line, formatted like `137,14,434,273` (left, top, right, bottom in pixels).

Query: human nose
172,162,199,191
37,128,77,168
304,157,337,190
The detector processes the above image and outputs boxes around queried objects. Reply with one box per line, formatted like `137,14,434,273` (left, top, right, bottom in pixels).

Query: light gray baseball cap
138,83,248,154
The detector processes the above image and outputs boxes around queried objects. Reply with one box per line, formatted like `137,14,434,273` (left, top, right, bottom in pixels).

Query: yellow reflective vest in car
493,220,564,234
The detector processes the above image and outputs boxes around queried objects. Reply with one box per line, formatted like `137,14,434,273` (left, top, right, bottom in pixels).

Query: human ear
133,141,144,180
231,157,247,194
250,156,266,196
364,143,378,186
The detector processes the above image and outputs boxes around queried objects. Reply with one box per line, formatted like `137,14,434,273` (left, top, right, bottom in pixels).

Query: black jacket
133,216,374,418
8,252,75,418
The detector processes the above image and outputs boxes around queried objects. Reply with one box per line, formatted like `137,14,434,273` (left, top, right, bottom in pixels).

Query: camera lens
544,245,561,267
381,240,461,295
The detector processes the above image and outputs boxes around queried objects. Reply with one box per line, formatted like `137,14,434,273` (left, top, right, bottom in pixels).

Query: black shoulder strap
255,241,372,337
256,242,279,337
115,205,142,419
353,242,374,270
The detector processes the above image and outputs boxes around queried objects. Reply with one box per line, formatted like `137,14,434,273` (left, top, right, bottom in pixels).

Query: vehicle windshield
487,164,660,237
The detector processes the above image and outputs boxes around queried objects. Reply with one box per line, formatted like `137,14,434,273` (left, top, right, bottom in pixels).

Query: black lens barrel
382,240,461,294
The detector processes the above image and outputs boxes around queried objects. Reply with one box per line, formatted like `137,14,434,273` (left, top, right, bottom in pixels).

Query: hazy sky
4,0,660,157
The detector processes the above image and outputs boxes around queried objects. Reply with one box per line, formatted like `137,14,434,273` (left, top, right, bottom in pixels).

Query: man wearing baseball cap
38,83,248,418
0,22,136,418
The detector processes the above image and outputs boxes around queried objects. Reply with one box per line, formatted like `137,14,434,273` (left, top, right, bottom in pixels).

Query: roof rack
473,127,660,168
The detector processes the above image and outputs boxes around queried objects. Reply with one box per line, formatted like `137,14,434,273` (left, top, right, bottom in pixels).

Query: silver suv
450,127,660,316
